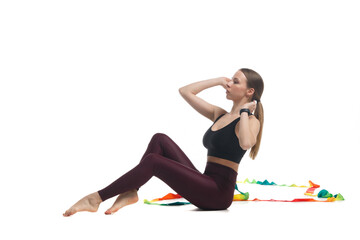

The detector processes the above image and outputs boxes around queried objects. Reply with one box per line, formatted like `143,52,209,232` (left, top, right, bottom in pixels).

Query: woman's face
226,70,249,99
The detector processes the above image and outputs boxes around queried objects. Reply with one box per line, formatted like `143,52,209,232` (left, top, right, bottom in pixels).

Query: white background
1,0,359,239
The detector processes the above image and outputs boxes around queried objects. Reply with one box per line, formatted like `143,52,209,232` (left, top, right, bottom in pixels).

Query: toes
63,209,74,217
105,208,118,215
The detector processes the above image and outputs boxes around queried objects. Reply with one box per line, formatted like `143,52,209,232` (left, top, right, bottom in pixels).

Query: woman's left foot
105,189,139,215
63,192,103,217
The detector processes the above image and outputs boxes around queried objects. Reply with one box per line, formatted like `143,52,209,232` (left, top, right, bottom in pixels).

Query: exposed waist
207,156,239,173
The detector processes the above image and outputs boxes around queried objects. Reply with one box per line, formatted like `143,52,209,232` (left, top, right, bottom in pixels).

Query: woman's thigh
146,153,230,210
140,133,200,172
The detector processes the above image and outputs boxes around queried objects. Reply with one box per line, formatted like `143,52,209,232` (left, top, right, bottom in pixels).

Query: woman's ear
246,88,255,99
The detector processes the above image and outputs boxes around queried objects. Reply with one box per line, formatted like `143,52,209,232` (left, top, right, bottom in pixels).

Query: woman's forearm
238,112,255,150
179,77,223,95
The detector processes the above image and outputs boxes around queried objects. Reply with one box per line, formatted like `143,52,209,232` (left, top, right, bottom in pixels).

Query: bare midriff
207,156,239,173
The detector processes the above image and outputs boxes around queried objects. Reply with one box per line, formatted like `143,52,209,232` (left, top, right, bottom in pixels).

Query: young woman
63,68,264,216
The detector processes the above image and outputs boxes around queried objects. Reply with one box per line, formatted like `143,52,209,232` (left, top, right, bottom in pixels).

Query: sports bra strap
214,112,253,123
214,113,225,123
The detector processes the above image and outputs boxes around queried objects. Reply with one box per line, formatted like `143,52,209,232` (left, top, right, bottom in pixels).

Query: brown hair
239,68,264,160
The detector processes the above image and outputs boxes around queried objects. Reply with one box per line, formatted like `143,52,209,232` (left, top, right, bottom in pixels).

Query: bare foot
105,189,139,215
63,192,103,217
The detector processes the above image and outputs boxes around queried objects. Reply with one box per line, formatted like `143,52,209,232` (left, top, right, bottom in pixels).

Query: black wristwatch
240,108,252,116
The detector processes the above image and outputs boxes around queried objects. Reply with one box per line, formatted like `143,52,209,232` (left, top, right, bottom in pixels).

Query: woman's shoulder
213,110,228,122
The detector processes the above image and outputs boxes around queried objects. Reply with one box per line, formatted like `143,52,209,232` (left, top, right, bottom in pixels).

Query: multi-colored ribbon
143,178,345,206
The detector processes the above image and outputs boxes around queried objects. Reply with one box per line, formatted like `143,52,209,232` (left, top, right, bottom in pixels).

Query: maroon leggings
97,133,238,210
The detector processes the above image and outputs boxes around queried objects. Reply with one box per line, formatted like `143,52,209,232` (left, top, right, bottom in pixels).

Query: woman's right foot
105,189,139,215
63,192,103,217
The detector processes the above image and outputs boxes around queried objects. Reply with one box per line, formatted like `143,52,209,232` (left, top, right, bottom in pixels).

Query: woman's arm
179,77,224,94
179,77,227,122
238,112,260,150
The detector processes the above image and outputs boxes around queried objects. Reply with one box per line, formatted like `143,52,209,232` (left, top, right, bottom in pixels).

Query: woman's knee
150,133,170,145
152,132,169,140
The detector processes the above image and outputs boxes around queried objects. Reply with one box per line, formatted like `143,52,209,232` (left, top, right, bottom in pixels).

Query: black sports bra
202,113,251,164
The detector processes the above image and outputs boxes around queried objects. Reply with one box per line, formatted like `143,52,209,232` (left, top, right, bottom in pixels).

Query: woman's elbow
239,141,251,150
240,139,256,150
242,145,251,150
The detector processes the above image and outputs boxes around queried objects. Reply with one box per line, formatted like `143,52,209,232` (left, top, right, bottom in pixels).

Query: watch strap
240,108,253,116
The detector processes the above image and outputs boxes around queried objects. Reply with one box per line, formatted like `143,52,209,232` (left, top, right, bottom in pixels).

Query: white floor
58,195,354,240
3,179,355,240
